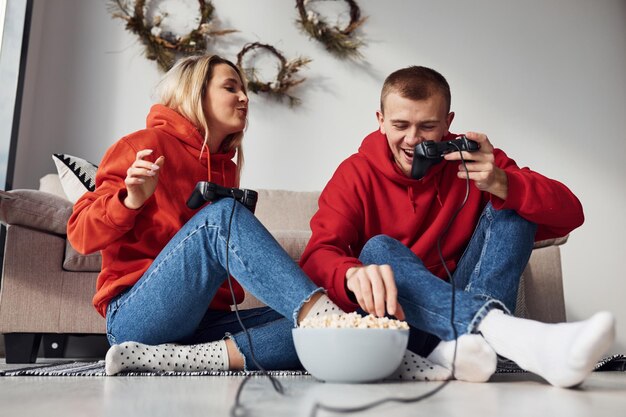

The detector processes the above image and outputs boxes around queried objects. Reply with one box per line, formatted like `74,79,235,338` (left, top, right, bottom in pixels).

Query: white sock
386,350,452,381
478,310,616,388
301,293,343,321
427,334,497,382
105,340,229,376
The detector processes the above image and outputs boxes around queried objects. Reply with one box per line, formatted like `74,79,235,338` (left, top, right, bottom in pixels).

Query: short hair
156,55,247,184
380,66,451,114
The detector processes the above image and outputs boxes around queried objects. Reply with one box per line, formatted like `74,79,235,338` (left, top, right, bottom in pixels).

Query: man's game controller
411,135,480,180
186,181,258,213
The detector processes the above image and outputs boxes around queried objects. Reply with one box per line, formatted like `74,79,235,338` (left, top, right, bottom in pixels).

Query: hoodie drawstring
201,142,213,182
434,180,443,207
407,187,416,213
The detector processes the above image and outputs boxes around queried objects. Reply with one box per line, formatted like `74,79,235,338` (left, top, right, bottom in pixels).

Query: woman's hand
444,131,508,200
123,149,165,210
345,265,405,320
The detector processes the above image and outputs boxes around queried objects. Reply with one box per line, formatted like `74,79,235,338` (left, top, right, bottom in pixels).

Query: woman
67,55,343,375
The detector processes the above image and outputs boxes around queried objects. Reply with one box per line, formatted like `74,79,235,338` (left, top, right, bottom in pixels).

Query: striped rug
1,354,623,377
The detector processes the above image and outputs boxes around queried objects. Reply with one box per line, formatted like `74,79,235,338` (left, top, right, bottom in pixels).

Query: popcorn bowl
292,325,409,383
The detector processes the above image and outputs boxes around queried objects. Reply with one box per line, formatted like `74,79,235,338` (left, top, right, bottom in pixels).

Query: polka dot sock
301,293,344,321
104,340,229,376
426,334,497,382
386,350,452,381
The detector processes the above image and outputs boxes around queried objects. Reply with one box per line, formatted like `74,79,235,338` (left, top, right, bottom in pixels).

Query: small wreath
236,42,312,107
108,0,236,72
295,0,366,59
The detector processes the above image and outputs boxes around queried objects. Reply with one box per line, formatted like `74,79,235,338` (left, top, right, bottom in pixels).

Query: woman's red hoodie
67,105,243,317
300,130,584,312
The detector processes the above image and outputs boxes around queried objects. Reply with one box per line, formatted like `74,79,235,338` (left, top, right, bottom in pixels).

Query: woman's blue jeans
106,198,323,370
359,203,537,353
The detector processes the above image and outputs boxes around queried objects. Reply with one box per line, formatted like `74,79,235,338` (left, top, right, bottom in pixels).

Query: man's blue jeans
359,203,537,353
106,198,323,370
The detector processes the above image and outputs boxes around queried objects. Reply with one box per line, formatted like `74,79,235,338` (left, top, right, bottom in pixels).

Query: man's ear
445,111,455,133
376,110,386,135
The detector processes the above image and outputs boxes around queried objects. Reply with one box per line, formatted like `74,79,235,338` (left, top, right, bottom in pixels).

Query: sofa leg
42,334,67,358
3,333,42,364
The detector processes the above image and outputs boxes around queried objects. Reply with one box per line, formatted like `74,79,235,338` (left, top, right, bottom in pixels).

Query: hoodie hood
146,104,236,182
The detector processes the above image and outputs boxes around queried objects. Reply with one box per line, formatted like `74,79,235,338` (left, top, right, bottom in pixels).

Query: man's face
377,92,454,177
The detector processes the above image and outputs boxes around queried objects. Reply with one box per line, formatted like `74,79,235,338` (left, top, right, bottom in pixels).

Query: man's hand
345,265,405,320
123,149,165,210
444,131,508,200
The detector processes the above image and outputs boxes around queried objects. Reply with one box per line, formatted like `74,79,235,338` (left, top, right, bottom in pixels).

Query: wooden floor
1,359,625,417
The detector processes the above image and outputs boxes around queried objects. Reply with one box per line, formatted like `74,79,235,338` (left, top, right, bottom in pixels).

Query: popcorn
299,312,409,330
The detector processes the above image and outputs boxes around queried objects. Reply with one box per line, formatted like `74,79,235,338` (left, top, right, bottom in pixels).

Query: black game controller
186,181,258,213
411,135,480,180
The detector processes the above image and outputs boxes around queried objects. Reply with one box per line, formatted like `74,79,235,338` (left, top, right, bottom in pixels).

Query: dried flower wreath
295,0,366,59
108,0,236,71
236,42,312,107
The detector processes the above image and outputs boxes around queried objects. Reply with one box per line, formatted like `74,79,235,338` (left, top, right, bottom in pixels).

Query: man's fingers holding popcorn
346,265,404,320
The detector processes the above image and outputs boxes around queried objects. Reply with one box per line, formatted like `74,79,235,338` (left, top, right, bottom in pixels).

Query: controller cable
226,145,471,416
223,199,285,417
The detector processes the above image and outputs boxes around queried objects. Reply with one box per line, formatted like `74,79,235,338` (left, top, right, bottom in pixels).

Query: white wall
14,0,626,353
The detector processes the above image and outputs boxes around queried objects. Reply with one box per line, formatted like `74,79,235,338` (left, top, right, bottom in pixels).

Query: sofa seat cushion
63,241,102,272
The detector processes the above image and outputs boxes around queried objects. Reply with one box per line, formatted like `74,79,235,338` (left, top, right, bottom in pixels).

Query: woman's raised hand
123,149,165,210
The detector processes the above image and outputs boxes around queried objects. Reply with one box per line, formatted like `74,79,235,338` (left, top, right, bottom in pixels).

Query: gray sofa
0,174,568,363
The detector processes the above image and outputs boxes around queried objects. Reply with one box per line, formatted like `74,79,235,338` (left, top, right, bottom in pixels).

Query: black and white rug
0,361,308,377
1,355,623,377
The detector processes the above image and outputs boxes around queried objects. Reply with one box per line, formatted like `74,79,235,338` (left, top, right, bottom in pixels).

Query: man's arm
444,131,584,240
300,159,406,318
300,172,364,312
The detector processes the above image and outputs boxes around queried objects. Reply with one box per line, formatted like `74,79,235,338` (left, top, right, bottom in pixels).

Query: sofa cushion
52,153,98,203
269,230,312,263
63,240,102,272
0,189,72,235
39,173,69,198
255,189,320,231
533,235,568,249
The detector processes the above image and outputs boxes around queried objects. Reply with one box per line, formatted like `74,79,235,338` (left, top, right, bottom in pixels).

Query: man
300,66,614,386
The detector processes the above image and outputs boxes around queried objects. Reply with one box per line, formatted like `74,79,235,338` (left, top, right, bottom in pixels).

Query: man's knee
360,235,400,263
485,203,537,235
359,235,420,267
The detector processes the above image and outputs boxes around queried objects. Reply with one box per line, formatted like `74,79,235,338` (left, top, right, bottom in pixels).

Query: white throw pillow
52,153,98,203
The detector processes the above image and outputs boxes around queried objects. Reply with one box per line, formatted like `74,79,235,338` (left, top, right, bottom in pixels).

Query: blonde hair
156,55,247,184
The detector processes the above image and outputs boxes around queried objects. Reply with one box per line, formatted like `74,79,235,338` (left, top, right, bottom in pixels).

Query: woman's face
204,63,248,147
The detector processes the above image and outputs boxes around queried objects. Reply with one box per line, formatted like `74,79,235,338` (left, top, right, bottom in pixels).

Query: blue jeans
359,203,537,346
106,198,323,370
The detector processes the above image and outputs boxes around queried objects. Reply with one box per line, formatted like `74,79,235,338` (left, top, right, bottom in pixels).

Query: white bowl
292,327,409,383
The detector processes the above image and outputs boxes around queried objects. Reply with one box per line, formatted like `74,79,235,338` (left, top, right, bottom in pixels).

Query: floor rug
1,355,623,377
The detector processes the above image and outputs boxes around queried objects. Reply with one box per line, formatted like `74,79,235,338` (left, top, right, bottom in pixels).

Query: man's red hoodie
67,105,244,317
299,130,584,312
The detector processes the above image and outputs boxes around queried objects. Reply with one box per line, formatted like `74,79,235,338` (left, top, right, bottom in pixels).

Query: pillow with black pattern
52,153,98,203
